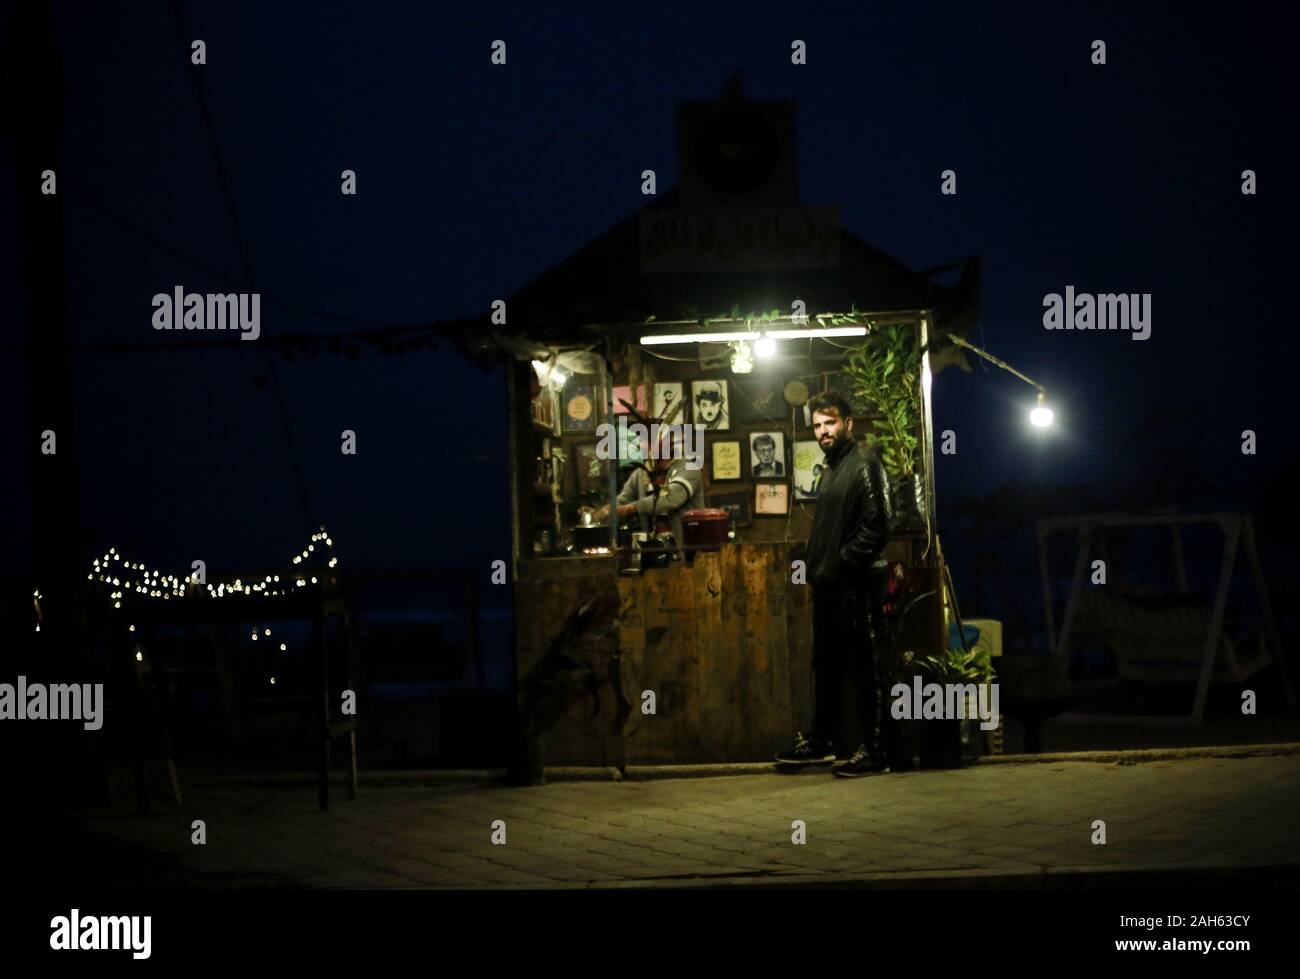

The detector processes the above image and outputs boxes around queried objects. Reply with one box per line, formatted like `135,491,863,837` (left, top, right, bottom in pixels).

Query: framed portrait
652,382,686,424
748,431,787,478
710,440,743,481
733,374,788,424
690,379,731,431
710,491,752,529
613,384,648,415
792,440,825,500
562,376,601,434
755,481,790,516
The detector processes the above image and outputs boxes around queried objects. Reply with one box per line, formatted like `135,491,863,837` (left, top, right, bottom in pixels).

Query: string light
77,527,339,607
39,528,339,663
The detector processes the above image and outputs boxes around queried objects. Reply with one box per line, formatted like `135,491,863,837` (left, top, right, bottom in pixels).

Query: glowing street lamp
945,333,1053,429
1029,391,1054,428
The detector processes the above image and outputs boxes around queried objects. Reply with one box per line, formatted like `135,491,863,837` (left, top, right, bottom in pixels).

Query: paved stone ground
70,754,1300,889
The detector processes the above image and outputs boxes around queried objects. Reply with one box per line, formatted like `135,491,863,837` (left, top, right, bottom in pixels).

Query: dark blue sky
4,1,1293,594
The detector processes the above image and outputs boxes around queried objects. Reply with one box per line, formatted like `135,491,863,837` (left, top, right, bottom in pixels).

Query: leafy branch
841,324,921,475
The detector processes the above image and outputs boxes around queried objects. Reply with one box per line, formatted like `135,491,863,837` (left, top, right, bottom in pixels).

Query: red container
681,508,730,549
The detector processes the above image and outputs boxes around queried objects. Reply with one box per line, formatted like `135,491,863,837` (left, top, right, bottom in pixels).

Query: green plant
916,644,994,684
842,324,921,476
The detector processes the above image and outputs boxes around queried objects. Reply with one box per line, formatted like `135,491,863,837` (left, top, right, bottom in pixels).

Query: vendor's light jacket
616,460,705,546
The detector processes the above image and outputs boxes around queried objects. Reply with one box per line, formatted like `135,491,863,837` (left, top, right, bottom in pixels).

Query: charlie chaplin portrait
690,379,730,431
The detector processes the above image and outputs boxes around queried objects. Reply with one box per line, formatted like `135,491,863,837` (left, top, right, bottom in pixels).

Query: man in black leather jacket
776,390,894,776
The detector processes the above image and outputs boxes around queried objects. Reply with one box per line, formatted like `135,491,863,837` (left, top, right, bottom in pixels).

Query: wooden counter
514,543,812,765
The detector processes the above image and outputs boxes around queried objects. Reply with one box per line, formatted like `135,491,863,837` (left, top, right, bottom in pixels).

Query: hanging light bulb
1029,391,1054,428
754,336,777,359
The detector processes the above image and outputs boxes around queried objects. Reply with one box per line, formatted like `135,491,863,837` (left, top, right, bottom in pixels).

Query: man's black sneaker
832,744,891,777
775,732,835,765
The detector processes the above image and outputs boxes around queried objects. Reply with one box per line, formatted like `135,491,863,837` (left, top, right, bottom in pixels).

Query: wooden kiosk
483,82,979,766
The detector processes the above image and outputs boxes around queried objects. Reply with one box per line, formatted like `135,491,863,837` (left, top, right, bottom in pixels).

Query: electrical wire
169,0,314,532
55,174,421,335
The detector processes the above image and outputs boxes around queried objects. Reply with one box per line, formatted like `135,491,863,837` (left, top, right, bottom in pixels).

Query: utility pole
13,2,83,649
8,1,87,811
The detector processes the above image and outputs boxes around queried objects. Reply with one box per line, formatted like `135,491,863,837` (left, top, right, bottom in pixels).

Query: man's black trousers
809,575,892,756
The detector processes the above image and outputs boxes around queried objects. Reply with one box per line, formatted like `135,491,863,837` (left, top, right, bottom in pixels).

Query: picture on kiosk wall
562,377,600,434
755,481,789,516
748,431,786,477
690,379,730,431
652,382,685,423
734,374,788,423
710,491,752,528
792,440,825,500
710,440,743,481
612,385,648,415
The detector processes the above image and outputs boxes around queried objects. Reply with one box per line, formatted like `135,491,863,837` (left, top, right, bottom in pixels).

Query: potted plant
909,642,995,768
842,324,925,531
